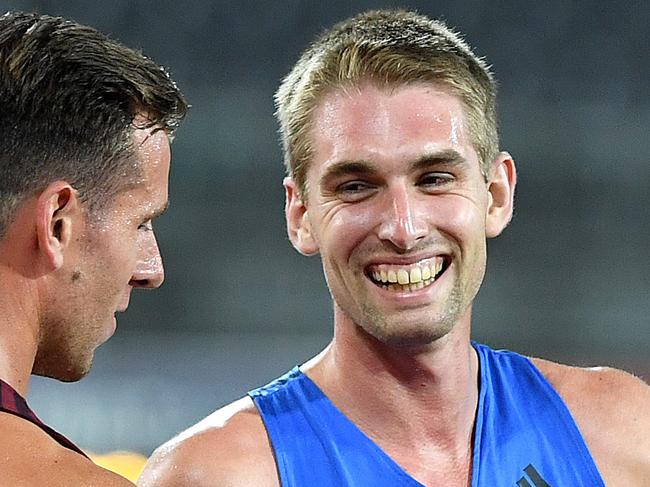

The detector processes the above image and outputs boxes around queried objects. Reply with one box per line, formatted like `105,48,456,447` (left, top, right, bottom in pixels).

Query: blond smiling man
139,10,650,486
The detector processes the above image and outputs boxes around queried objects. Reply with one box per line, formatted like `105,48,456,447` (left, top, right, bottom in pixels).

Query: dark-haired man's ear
485,152,517,238
284,177,319,256
35,182,79,271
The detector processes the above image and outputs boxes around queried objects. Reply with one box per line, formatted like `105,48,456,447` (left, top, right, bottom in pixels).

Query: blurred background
2,0,648,460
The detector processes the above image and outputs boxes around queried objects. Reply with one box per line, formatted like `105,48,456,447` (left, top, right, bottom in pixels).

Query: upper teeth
370,258,444,284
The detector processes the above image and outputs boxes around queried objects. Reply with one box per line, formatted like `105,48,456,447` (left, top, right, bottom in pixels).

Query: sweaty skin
138,84,650,487
0,125,171,486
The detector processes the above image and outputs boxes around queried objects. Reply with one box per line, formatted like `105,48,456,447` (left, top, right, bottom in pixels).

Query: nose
130,233,165,289
377,183,428,250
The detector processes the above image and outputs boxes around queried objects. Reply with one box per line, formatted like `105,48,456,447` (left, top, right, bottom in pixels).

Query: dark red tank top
0,378,88,457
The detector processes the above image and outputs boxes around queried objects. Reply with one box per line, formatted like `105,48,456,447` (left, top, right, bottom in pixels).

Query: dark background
2,0,647,455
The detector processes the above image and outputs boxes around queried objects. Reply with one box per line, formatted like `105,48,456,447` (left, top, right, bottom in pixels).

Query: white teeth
409,267,422,283
397,269,409,285
421,265,431,280
381,278,433,293
369,258,446,290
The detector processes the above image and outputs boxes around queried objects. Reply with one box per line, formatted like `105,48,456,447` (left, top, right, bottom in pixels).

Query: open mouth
365,256,449,293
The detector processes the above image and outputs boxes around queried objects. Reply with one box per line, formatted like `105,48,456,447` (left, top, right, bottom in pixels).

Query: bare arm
534,359,650,486
0,412,134,486
137,398,279,487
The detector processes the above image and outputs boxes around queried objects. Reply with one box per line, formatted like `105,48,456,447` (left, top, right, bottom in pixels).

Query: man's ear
284,177,319,256
36,182,79,270
485,152,517,238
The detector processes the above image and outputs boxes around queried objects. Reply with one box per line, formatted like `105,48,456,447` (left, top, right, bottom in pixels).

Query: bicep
571,367,650,484
137,442,277,487
137,446,200,487
619,374,650,483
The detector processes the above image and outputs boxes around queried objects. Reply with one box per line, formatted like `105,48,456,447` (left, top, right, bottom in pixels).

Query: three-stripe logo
516,464,551,487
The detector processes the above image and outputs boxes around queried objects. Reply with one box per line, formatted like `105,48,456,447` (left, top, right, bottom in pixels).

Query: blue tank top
249,342,605,486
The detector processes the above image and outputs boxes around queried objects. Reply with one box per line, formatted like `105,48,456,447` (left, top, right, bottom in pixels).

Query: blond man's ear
485,152,517,238
284,177,319,256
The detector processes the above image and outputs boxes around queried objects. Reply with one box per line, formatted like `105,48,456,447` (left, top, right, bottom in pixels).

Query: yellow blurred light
88,450,148,482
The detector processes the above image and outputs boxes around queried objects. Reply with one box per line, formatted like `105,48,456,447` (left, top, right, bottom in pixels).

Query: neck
0,266,40,397
304,306,479,453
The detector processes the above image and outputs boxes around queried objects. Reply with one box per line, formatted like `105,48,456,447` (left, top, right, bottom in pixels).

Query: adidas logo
516,464,551,487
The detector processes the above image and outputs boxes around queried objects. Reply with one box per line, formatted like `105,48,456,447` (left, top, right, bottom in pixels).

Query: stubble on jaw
355,287,465,348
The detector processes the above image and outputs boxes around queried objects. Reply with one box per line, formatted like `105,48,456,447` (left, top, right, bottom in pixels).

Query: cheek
433,194,487,239
97,230,140,274
320,205,377,253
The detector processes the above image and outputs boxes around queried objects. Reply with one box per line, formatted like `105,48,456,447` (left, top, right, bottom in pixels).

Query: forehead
105,127,170,218
309,82,474,171
131,127,171,189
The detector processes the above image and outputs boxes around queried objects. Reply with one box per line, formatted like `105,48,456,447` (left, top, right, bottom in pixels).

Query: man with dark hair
139,10,649,486
0,11,186,485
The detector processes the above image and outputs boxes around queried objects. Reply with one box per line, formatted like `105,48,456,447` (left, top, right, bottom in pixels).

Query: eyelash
333,180,377,202
336,173,452,191
418,173,454,187
138,221,153,231
331,171,455,204
337,181,375,192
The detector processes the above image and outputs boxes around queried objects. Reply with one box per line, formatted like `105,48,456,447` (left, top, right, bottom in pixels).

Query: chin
32,353,94,383
358,314,453,348
376,325,453,348
358,305,456,346
55,370,90,383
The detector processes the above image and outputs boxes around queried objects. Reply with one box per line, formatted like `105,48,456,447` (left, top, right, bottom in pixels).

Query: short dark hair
276,10,497,194
0,11,188,236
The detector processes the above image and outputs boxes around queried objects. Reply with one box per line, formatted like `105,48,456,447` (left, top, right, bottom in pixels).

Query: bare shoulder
0,411,134,486
531,357,650,429
138,396,279,487
532,357,650,485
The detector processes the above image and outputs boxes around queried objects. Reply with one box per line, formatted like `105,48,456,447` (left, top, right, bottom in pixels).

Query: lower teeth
381,278,433,292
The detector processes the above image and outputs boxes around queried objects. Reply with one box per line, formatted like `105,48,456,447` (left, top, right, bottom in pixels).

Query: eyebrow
320,149,468,182
410,149,467,170
135,126,168,147
320,160,377,182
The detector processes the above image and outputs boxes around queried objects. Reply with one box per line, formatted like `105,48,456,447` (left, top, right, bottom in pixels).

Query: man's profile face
293,82,494,345
34,126,171,381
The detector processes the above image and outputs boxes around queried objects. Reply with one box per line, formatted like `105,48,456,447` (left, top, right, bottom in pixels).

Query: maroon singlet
0,378,88,457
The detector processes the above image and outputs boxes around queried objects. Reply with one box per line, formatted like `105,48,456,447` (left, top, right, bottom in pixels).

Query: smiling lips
367,257,447,293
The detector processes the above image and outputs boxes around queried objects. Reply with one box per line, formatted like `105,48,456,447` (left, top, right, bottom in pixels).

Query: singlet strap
0,379,88,457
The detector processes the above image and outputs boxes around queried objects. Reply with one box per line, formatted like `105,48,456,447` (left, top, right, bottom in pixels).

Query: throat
378,431,475,487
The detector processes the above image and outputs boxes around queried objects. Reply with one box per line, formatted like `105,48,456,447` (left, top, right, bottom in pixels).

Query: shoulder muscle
137,397,279,487
533,358,650,485
0,412,134,486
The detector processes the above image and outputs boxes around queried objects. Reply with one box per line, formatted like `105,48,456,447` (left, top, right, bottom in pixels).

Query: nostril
129,278,150,288
130,274,164,288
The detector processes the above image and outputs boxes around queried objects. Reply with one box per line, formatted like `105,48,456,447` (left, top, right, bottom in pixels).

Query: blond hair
275,9,498,193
